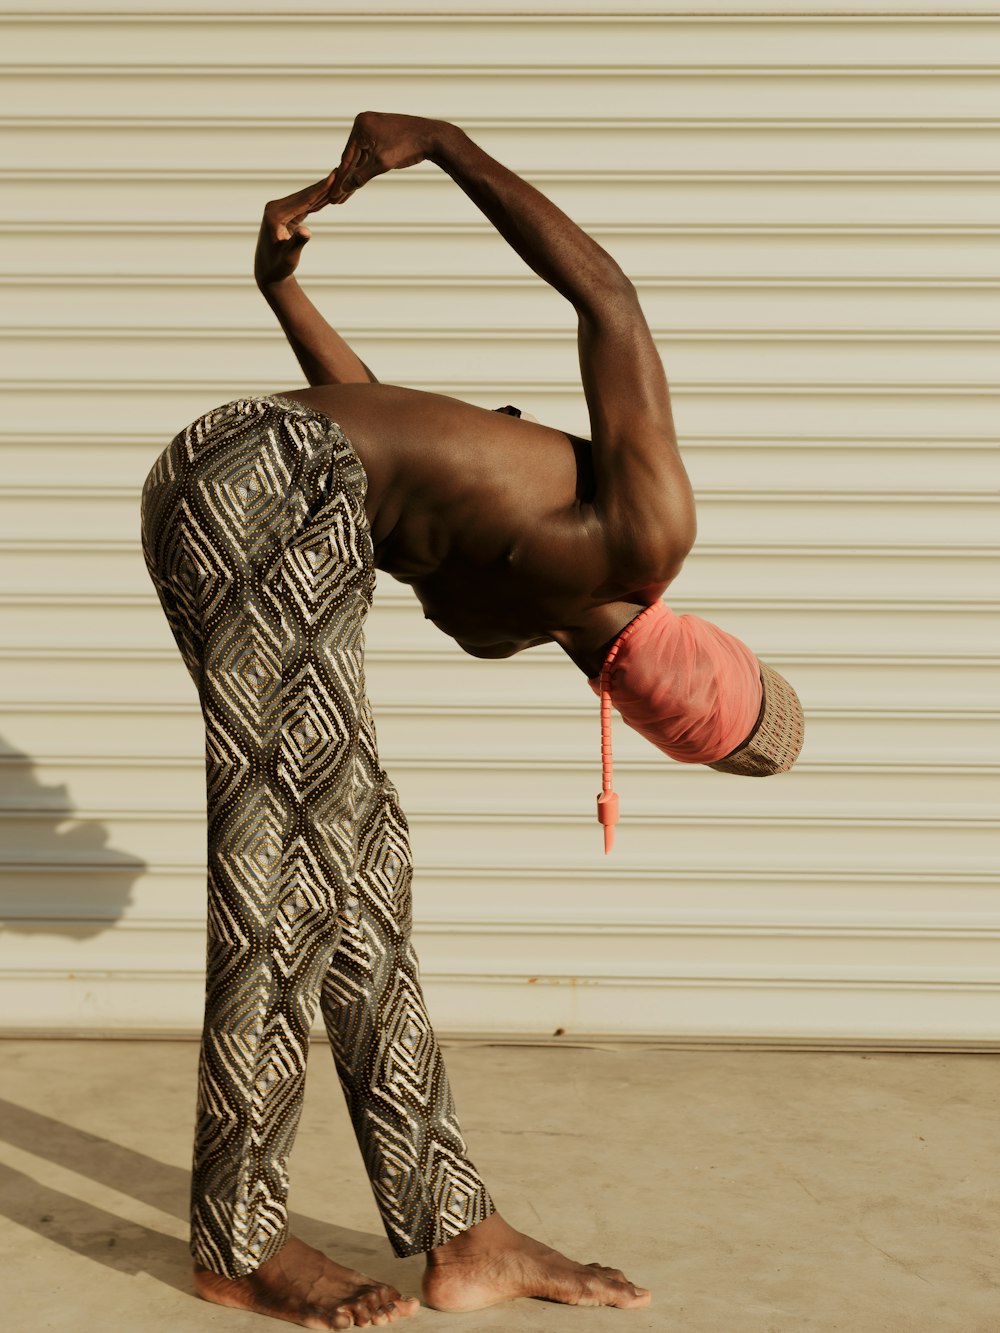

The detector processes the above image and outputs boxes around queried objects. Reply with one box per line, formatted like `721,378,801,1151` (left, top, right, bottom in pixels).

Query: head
587,600,806,850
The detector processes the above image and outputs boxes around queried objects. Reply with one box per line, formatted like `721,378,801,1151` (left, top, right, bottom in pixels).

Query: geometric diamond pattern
140,393,495,1279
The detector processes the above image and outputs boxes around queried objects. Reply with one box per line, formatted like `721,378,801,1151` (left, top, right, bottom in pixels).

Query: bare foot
193,1233,421,1329
422,1211,651,1313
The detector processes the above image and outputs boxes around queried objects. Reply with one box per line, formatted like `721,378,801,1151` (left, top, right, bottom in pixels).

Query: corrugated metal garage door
1,0,997,1044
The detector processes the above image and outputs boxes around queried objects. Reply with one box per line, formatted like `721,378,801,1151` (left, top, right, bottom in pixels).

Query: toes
587,1262,628,1281
363,1291,391,1323
299,1304,351,1332
374,1285,405,1317
616,1279,651,1307
335,1283,414,1329
364,1290,397,1325
584,1261,646,1298
608,1278,642,1307
581,1273,649,1308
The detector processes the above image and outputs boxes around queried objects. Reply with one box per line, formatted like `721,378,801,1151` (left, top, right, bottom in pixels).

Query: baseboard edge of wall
0,1027,997,1054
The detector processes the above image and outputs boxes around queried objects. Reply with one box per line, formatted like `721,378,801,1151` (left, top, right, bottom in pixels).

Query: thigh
142,395,375,692
142,396,378,918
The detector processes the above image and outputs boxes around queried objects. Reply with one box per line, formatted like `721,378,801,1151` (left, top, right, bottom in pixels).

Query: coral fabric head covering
587,601,805,853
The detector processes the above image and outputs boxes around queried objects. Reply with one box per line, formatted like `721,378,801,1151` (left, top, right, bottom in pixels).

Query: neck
549,601,650,679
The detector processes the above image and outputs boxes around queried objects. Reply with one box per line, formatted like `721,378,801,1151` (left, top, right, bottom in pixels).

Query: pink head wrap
587,601,765,854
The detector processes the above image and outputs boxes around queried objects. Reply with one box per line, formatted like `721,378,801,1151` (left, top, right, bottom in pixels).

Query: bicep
577,294,696,574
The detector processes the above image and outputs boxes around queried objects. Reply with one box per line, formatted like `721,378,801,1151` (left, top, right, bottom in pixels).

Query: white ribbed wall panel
1,1,997,1045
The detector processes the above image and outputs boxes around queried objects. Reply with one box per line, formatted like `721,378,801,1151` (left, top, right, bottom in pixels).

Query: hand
254,171,337,287
327,111,445,203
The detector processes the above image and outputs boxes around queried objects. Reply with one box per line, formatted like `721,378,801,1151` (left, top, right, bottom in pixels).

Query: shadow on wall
0,735,146,937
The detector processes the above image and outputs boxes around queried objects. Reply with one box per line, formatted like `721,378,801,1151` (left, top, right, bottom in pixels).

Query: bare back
274,382,673,658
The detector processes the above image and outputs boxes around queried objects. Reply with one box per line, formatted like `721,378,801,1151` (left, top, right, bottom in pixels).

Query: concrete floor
0,1040,997,1333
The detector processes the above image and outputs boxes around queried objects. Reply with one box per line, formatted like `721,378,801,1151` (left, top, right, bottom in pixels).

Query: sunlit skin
191,111,691,1327
274,377,679,680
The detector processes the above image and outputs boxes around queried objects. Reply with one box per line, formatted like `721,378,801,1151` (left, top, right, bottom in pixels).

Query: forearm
430,124,632,318
258,276,377,386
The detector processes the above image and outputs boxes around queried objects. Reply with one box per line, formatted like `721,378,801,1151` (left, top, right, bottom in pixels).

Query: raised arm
329,113,696,581
254,173,378,386
434,126,695,581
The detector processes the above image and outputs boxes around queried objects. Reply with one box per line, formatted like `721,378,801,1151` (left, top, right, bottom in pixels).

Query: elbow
662,538,693,589
646,507,697,589
579,271,638,324
612,534,694,600
605,278,640,321
673,494,697,566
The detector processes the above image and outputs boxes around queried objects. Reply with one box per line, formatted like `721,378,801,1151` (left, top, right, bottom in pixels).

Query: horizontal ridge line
0,703,992,721
6,911,999,941
3,167,999,185
1,11,997,27
7,325,1000,344
0,592,995,610
5,860,992,886
2,753,993,772
2,540,996,553
4,272,1000,287
2,379,997,394
0,649,993,666
0,434,996,448
7,114,1000,128
1,806,992,829
3,220,999,237
2,484,993,502
3,971,998,999
6,62,1000,78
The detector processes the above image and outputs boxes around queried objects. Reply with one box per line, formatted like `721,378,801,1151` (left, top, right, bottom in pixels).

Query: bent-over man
140,111,803,1330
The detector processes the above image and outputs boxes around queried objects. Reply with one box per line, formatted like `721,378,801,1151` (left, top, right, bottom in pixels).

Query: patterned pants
140,393,495,1278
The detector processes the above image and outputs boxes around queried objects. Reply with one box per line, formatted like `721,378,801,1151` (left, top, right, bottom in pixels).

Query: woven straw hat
707,658,805,776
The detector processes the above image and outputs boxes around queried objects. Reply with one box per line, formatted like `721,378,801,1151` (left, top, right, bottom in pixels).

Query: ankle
425,1210,515,1265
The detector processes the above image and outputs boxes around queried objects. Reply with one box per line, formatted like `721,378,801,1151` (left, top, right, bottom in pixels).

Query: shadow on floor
0,735,146,937
0,1156,192,1292
0,1097,379,1291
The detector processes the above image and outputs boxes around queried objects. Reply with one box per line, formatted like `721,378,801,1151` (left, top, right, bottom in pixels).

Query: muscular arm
429,124,695,579
259,275,378,387
431,127,628,319
254,176,377,387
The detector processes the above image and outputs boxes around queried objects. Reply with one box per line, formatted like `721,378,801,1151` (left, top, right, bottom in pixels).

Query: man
140,111,802,1330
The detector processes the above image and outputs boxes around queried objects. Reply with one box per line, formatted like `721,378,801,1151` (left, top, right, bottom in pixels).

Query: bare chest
379,503,596,655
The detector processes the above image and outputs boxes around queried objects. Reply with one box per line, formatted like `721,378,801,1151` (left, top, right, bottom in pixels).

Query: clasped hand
254,112,445,287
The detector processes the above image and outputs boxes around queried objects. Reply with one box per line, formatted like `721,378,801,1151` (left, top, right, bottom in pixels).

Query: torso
272,382,672,658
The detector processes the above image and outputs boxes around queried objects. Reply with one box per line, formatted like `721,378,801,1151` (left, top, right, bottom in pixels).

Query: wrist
427,120,466,167
256,273,299,299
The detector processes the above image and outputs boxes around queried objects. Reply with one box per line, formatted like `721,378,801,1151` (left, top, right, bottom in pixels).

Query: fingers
265,121,371,233
267,171,337,234
311,167,338,209
326,138,359,203
273,217,310,243
304,168,339,213
328,133,377,204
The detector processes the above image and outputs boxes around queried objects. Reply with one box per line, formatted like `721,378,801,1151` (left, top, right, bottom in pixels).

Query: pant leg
140,394,375,1278
319,691,496,1258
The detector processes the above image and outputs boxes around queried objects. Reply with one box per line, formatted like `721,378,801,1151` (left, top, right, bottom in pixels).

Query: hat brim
706,659,805,776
